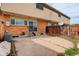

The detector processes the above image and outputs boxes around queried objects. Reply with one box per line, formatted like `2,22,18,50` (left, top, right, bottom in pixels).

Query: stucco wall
1,3,70,24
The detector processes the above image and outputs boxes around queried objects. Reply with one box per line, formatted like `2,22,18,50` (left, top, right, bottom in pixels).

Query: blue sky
48,3,79,24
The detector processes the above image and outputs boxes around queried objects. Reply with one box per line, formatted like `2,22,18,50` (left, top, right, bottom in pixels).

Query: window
29,21,37,32
58,13,61,17
24,21,27,25
10,19,26,26
36,3,44,10
29,21,33,26
29,21,34,32
33,22,37,31
15,19,24,25
11,19,15,24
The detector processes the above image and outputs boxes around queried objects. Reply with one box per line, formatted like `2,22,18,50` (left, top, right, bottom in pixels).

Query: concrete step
43,37,74,49
32,39,66,54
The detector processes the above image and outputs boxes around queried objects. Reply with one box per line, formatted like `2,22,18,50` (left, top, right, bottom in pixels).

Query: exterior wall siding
37,19,47,34
0,15,5,40
5,15,29,36
0,14,48,37
0,15,29,37
6,25,29,36
1,3,70,24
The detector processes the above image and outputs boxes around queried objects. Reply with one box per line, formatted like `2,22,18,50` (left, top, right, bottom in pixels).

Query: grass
65,47,79,56
60,35,79,56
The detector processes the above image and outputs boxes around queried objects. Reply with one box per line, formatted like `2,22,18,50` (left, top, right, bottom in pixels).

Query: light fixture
5,21,10,26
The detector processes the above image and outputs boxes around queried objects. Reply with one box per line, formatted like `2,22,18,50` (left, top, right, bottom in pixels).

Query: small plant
65,47,79,56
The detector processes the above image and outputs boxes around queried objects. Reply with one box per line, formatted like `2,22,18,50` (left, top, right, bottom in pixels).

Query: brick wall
0,15,6,40
37,19,47,35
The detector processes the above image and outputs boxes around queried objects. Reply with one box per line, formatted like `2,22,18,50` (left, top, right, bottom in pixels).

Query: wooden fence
46,26,61,36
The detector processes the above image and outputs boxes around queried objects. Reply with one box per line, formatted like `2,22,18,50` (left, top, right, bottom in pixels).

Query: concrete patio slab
14,35,74,56
15,40,57,56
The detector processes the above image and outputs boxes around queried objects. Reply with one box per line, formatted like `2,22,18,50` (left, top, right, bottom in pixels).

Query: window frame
10,18,27,26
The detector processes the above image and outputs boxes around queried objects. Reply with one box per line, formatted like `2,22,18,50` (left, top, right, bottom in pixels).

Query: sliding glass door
29,21,37,32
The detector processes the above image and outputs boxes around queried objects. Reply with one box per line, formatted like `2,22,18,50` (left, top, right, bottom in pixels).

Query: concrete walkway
14,35,74,56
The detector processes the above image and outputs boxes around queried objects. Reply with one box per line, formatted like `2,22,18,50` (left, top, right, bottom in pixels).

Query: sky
48,3,79,24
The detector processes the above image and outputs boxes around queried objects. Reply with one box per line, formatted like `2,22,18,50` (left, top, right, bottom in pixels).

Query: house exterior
0,3,70,40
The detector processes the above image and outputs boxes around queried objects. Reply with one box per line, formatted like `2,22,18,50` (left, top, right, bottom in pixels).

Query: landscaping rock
0,41,11,56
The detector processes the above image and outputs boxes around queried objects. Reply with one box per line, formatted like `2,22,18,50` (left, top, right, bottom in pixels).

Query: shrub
65,47,79,56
